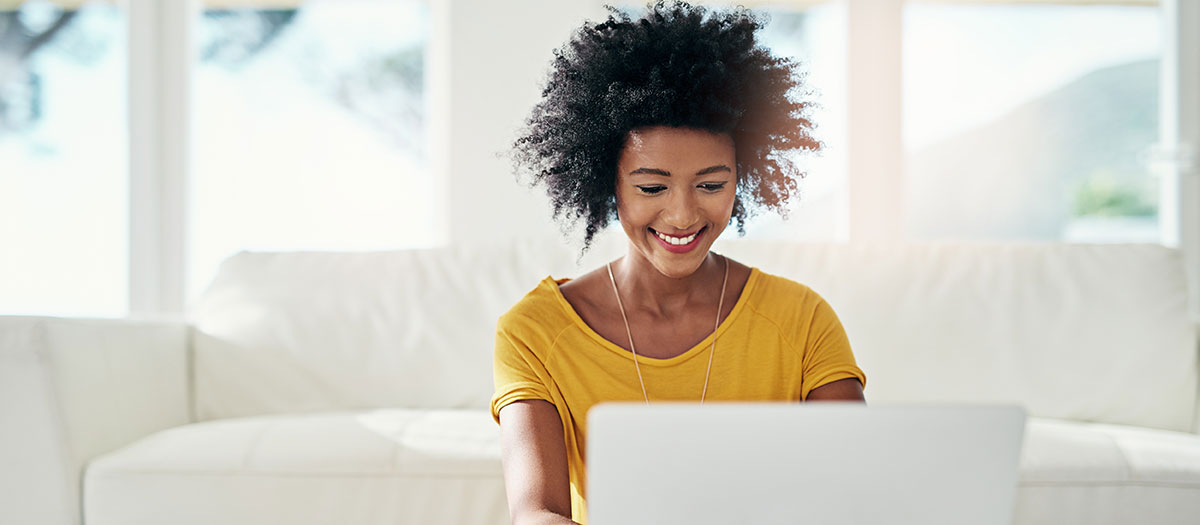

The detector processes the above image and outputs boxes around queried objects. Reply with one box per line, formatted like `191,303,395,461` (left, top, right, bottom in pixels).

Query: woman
491,3,866,524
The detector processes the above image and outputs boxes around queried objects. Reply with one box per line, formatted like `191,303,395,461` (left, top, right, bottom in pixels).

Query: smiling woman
493,3,866,525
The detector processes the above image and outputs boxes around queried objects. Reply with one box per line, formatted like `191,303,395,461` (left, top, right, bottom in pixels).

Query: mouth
649,226,706,253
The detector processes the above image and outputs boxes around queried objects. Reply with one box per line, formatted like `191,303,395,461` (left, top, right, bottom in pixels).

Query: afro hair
510,1,821,251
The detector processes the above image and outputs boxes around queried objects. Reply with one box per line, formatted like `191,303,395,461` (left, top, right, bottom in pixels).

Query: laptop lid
587,403,1026,525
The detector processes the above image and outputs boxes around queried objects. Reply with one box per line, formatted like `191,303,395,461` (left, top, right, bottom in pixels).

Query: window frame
127,0,194,318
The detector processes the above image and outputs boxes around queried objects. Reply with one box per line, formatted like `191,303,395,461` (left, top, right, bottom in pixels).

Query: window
0,0,1189,317
903,1,1161,242
188,0,432,303
0,0,127,316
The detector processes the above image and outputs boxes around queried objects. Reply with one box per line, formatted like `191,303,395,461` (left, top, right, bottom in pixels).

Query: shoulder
497,276,576,341
740,267,835,322
555,265,611,311
750,267,811,293
738,269,851,358
744,267,820,305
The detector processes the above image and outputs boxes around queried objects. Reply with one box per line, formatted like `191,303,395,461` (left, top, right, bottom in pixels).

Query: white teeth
655,230,698,245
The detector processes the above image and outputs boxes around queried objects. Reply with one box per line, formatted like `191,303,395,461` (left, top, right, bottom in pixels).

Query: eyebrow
629,165,732,177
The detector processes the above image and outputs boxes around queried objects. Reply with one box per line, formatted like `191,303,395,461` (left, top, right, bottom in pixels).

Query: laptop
587,403,1026,525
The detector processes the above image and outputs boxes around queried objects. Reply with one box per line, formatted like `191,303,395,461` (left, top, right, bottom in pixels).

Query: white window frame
127,0,196,318
1158,0,1200,320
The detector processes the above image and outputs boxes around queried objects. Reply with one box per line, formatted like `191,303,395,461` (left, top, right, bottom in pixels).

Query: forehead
618,126,735,169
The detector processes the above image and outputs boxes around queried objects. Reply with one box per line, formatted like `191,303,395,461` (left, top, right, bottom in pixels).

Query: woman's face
615,126,738,279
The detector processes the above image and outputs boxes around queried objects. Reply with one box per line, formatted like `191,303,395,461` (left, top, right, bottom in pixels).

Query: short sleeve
490,318,554,425
800,294,867,400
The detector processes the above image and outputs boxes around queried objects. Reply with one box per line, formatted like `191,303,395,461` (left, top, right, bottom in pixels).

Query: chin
649,257,708,279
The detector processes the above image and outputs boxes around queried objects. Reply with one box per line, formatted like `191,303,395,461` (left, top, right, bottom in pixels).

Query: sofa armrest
0,316,191,525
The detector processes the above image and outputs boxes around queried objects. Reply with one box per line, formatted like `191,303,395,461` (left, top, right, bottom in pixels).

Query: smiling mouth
649,226,705,247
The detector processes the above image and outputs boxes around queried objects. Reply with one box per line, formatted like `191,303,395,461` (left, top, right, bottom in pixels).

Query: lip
650,226,706,254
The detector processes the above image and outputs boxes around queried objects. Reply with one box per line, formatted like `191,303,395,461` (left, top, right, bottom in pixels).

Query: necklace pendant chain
606,254,730,405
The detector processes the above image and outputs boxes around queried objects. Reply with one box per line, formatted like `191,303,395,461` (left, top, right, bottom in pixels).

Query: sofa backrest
189,238,1198,432
188,238,586,422
715,241,1197,433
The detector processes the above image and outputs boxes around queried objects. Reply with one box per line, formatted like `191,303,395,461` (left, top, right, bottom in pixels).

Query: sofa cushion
82,411,1200,525
82,409,507,525
1015,417,1200,524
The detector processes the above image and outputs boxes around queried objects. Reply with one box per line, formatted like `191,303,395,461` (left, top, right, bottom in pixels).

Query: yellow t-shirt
490,267,866,524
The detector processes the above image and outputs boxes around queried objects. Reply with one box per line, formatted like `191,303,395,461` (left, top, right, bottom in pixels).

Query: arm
497,399,580,525
806,377,866,402
799,290,866,403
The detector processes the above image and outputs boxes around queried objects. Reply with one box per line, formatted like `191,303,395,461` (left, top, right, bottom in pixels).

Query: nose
661,186,701,230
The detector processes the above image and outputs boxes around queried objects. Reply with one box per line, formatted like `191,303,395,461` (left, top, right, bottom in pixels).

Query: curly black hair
510,1,821,251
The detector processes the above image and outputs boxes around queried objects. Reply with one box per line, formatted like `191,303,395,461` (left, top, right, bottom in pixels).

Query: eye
699,182,728,192
636,185,666,195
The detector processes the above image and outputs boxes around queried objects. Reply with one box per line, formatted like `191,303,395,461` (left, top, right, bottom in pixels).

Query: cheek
613,187,645,226
711,190,738,219
618,200,653,228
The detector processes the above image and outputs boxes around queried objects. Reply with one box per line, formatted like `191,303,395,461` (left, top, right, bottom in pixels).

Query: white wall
431,0,613,246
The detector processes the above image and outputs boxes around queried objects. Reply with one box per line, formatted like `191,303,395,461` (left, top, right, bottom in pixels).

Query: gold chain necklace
605,253,729,404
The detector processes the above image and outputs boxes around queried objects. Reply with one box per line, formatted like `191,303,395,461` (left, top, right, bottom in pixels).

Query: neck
613,246,724,317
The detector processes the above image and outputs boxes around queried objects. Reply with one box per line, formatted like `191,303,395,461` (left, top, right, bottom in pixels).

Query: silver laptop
587,403,1026,525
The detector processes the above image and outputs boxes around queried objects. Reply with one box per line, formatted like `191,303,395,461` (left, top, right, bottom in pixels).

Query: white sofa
3,238,1199,525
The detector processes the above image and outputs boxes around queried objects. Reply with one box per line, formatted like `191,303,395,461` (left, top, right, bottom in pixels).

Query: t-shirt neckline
544,265,761,367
